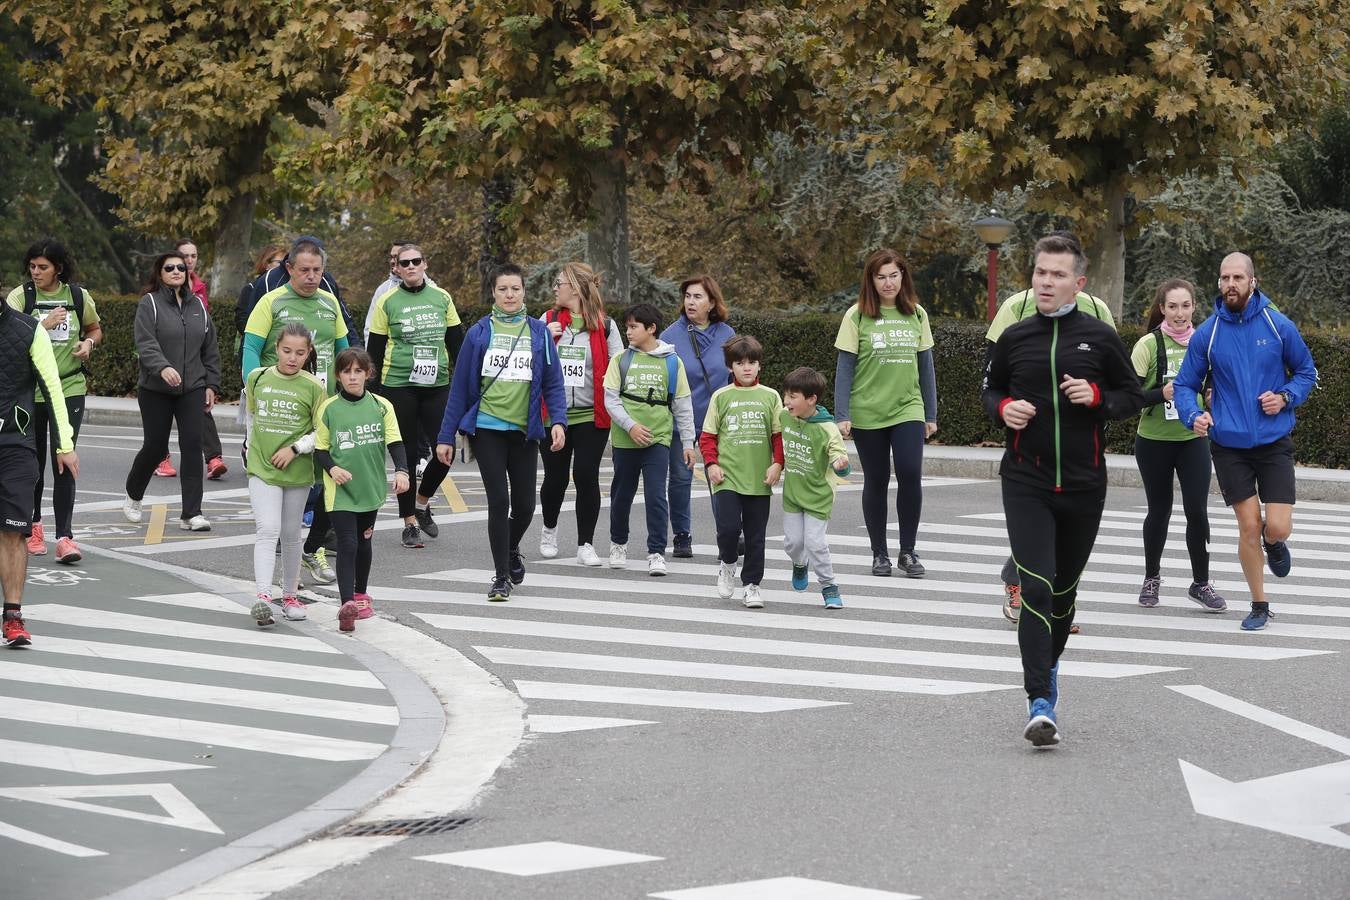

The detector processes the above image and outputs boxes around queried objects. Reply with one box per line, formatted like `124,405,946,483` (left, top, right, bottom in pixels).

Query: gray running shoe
1187,581,1228,613
1137,575,1161,608
302,550,336,585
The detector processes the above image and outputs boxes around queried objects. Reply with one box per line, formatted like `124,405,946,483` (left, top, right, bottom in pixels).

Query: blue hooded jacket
1173,290,1317,449
436,313,567,445
659,315,735,436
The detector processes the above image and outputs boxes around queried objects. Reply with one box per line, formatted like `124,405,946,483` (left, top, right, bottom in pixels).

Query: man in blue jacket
1173,252,1318,631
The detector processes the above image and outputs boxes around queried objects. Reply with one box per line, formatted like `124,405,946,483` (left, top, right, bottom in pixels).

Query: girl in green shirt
1131,278,1225,612
315,348,411,631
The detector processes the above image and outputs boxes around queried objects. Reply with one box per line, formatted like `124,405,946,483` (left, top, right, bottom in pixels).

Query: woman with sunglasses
367,244,463,548
122,251,221,531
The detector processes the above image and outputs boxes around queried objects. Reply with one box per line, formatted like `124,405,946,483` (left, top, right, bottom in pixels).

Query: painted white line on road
0,660,399,725
38,636,383,688
422,614,1176,679
480,646,1016,696
0,696,386,762
511,678,849,711
0,819,106,858
384,587,1325,662
906,518,1350,550
976,507,1350,532
415,840,663,875
75,487,254,514
131,592,251,614
0,737,210,776
650,876,920,899
526,715,656,733
29,603,340,654
0,783,222,834
1168,685,1350,754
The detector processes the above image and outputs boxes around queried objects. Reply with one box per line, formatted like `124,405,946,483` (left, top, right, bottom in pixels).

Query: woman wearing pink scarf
1129,278,1225,612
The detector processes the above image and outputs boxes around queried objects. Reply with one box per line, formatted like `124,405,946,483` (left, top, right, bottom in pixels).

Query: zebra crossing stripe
129,592,247,614
0,660,399,725
527,715,657,733
479,646,1013,695
908,519,1350,550
0,819,105,858
420,614,1177,678
516,681,841,712
0,737,210,775
0,696,386,762
28,604,340,654
37,635,384,688
383,588,1325,662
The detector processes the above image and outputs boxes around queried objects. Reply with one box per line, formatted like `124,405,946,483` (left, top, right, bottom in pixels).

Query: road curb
79,544,524,900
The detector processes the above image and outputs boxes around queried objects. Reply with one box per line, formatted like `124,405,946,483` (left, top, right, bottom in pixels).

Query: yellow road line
144,505,167,545
442,477,469,514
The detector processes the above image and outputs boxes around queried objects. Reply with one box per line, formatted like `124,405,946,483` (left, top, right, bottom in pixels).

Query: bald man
1173,253,1318,631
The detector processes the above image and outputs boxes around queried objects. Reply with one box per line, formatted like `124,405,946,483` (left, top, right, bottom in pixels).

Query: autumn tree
812,0,1350,316
316,0,815,302
2,0,346,292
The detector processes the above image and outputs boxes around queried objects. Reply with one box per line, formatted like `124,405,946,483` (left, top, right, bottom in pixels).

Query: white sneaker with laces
280,596,308,621
539,526,559,559
742,584,764,609
717,562,737,599
609,543,628,568
577,543,602,567
179,515,211,532
122,495,143,524
647,552,667,576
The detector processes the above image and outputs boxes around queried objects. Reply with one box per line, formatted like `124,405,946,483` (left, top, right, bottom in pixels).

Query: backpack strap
22,282,35,315
617,348,676,408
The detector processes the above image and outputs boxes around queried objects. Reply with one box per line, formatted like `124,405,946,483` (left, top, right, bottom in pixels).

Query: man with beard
1173,252,1317,631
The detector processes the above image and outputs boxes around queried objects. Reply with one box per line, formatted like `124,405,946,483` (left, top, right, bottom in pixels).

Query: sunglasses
162,263,187,273
396,257,424,268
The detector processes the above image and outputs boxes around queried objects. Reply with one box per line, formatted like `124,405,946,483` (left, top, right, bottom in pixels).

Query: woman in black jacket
122,251,222,531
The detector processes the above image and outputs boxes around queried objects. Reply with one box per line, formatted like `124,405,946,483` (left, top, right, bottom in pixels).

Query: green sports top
834,302,934,429
316,390,403,512
368,283,461,388
5,284,100,401
1131,331,1201,442
779,407,849,520
701,383,783,496
245,284,349,395
245,367,326,487
605,348,692,449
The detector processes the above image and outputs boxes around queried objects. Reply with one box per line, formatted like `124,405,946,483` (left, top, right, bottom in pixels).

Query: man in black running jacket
981,233,1145,748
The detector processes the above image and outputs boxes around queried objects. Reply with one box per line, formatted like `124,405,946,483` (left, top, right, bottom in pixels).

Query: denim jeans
611,444,670,554
668,427,718,536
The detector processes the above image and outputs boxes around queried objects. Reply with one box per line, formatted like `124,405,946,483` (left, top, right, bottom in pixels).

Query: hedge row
83,295,1350,469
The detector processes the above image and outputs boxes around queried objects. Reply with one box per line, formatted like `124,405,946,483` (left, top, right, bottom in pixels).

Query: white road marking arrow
1172,685,1350,849
0,783,223,834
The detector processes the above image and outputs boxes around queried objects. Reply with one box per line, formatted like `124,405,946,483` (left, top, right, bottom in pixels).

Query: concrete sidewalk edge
80,544,522,900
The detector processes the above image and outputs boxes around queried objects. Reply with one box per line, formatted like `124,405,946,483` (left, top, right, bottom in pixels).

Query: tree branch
49,159,136,290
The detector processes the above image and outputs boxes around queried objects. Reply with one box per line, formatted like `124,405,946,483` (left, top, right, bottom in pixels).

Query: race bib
316,347,333,391
1163,399,1179,420
482,335,532,383
409,346,439,385
48,316,71,343
558,344,587,388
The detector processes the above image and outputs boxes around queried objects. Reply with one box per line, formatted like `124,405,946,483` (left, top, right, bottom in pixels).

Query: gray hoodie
134,286,221,395
603,340,694,440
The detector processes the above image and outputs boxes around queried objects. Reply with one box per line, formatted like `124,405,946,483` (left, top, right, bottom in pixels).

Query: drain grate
338,816,475,837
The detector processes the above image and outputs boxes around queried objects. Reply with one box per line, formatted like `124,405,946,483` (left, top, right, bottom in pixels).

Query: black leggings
539,421,609,546
1135,435,1211,583
852,421,925,555
302,491,331,555
713,491,771,585
1003,478,1105,703
331,509,377,603
127,388,204,519
33,397,84,539
382,385,452,518
474,428,539,578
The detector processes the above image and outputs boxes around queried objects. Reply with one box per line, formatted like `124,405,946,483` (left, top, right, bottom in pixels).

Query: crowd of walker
0,230,1319,748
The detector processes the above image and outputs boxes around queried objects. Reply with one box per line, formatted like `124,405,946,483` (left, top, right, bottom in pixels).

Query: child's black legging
1135,434,1212,583
852,420,925,555
331,509,377,603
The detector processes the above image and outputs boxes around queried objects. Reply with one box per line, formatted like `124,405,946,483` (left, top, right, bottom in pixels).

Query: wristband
1279,390,1293,407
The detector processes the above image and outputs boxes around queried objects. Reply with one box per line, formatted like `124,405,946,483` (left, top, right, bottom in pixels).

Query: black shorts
1210,436,1296,506
0,445,38,535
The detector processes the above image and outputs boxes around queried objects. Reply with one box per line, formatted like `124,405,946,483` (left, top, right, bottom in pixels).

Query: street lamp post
973,212,1014,321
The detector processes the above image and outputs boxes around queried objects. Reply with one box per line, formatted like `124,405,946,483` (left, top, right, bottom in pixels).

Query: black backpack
23,281,86,323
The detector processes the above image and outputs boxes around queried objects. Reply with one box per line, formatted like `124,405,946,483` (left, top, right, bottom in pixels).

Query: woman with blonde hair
538,262,624,565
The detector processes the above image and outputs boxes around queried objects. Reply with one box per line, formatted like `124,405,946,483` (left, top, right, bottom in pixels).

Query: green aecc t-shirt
316,391,403,512
701,383,782,496
245,367,326,487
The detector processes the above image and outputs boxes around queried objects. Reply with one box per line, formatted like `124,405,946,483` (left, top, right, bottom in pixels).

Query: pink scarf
1160,320,1194,346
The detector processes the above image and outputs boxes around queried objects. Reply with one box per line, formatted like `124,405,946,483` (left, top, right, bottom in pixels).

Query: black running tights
539,421,609,546
1135,435,1212,583
331,509,377,603
852,420,925,555
473,428,539,578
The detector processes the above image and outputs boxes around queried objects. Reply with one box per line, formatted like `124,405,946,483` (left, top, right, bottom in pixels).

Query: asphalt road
43,423,1350,899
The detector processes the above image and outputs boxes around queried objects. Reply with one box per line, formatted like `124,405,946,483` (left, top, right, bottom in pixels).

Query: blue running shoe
1241,604,1273,631
1024,698,1060,748
791,564,809,592
822,584,843,609
1262,539,1291,578
1047,663,1059,712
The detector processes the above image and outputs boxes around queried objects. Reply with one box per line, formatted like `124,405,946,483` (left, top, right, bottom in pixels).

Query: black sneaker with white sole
509,550,526,584
414,506,439,538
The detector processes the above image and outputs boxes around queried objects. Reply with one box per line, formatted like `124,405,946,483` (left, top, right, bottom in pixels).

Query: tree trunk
1085,177,1127,321
479,175,514,304
208,123,270,306
585,150,631,305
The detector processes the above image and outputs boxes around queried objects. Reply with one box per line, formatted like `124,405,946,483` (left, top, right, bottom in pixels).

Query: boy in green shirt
603,303,697,575
779,367,851,609
700,335,783,608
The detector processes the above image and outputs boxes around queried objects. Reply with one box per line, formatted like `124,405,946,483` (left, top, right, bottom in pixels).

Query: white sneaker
609,543,628,568
179,515,211,532
539,526,559,559
122,495,143,524
577,543,602,567
717,561,737,599
648,552,667,576
742,584,764,609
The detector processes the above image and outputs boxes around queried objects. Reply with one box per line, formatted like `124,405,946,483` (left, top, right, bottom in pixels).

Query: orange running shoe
26,522,45,556
54,537,81,564
155,455,177,477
